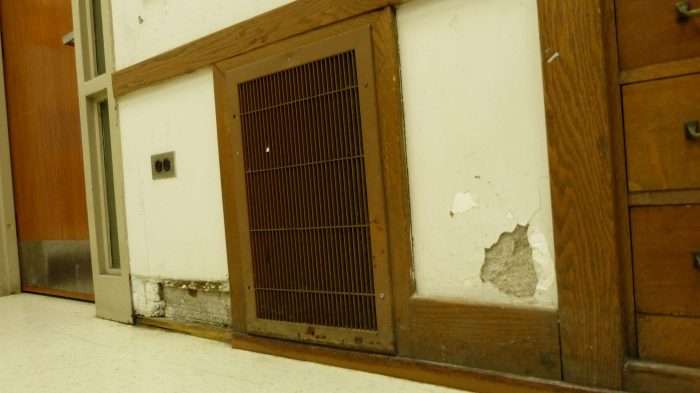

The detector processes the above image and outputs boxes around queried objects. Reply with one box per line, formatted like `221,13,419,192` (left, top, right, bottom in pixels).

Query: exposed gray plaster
132,275,231,326
163,285,231,327
480,224,538,297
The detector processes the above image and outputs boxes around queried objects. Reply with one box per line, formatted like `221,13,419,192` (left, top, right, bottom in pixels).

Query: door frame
0,29,21,297
71,0,134,323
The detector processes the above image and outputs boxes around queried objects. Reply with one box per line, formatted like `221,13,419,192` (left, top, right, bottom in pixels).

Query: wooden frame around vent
215,26,396,352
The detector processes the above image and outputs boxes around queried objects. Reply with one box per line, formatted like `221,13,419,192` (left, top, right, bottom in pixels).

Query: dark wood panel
629,189,700,206
232,332,615,393
631,206,700,317
538,0,626,388
623,74,700,192
137,316,231,342
408,298,561,380
616,0,700,70
625,360,700,393
0,0,88,241
113,0,405,97
620,57,700,85
637,314,700,369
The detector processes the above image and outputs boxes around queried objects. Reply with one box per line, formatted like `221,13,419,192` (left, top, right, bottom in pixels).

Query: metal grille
237,51,377,331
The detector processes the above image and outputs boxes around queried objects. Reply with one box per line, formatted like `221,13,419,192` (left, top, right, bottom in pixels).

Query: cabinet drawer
638,314,700,369
623,74,700,192
631,206,700,317
617,0,700,70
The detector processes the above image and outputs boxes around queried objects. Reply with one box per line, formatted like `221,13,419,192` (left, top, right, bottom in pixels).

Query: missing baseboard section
132,275,231,327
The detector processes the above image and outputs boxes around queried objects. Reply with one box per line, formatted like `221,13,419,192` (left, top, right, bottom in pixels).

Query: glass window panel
99,100,119,269
92,0,106,76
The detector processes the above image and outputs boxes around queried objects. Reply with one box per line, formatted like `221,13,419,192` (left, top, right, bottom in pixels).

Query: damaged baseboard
132,275,231,327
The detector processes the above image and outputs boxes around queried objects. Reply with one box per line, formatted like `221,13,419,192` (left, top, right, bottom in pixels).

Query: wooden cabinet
616,0,700,383
623,75,700,191
631,206,700,317
617,0,700,70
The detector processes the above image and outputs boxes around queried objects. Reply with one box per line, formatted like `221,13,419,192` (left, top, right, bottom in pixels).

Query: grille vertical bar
238,51,377,331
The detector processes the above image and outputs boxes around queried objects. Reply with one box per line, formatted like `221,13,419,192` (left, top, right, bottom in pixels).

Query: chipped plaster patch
480,224,538,297
450,191,479,216
132,276,165,317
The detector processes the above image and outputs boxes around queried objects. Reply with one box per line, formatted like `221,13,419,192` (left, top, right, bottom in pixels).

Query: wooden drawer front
631,206,700,317
623,74,700,192
617,0,700,70
638,314,700,368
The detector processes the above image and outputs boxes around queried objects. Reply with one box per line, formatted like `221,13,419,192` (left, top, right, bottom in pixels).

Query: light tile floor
0,293,465,393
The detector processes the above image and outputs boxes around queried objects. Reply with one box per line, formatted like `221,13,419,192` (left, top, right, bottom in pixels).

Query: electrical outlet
151,151,176,180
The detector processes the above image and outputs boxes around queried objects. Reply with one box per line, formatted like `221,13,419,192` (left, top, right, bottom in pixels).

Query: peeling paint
480,225,538,298
132,277,165,317
528,229,555,292
450,191,479,216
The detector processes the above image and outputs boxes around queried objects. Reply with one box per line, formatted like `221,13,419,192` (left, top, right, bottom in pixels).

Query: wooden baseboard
22,285,94,302
232,332,615,393
624,360,700,393
136,316,232,343
408,298,561,379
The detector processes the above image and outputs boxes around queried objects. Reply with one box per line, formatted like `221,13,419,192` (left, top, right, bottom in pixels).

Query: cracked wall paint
398,0,557,307
450,192,479,216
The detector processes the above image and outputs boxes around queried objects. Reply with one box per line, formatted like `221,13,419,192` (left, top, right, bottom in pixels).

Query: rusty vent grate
237,50,377,331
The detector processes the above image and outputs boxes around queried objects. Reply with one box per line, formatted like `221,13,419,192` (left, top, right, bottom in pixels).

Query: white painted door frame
0,30,21,297
72,0,134,323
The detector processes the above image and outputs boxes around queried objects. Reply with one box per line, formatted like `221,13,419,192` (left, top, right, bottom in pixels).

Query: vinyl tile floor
0,293,465,393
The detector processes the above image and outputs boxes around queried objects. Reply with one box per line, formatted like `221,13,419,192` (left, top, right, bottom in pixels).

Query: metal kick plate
151,151,176,180
19,240,94,295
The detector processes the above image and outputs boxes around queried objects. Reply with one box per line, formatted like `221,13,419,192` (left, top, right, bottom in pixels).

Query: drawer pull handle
694,250,700,269
685,120,700,139
677,1,700,20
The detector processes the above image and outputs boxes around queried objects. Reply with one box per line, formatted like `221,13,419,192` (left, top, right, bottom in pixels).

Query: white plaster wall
111,0,294,70
397,0,558,307
119,68,227,282
112,1,293,286
112,0,557,306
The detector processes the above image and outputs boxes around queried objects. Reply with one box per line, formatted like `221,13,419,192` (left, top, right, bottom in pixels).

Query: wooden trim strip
620,57,700,85
537,0,626,388
136,316,232,343
232,332,618,393
408,298,562,380
628,189,700,207
624,360,700,393
112,0,405,97
0,28,20,297
22,285,95,302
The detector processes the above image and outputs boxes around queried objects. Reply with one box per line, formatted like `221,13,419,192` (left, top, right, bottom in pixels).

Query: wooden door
0,0,93,299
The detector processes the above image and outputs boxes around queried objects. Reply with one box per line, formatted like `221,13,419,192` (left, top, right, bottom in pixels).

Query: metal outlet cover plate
151,151,176,180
